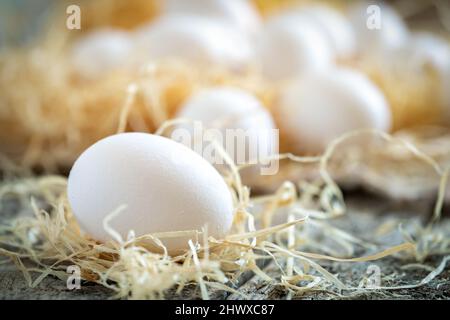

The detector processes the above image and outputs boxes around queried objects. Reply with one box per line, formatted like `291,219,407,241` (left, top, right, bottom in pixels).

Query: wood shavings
1,124,449,299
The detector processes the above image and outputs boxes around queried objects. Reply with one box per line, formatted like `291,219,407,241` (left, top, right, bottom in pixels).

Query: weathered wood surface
1,191,449,300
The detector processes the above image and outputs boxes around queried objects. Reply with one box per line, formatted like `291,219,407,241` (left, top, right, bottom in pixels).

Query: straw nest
0,0,450,299
1,124,449,299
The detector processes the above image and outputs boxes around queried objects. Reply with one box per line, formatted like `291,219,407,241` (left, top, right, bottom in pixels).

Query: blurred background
0,0,449,48
0,0,449,199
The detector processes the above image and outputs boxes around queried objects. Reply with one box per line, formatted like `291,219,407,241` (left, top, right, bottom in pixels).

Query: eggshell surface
347,2,409,56
163,0,262,39
276,68,391,154
291,5,356,58
174,87,277,168
407,33,450,73
258,16,333,81
137,15,253,70
67,133,234,253
71,29,134,78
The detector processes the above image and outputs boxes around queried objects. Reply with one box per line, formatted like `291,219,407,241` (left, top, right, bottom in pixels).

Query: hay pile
1,125,449,299
0,0,450,299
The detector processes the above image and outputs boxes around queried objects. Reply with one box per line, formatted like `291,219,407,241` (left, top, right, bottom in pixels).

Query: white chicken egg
70,29,134,79
136,15,253,70
407,33,450,73
276,67,391,154
258,16,333,81
163,0,262,39
67,133,234,254
347,2,409,56
174,87,277,172
289,5,356,59
384,32,450,120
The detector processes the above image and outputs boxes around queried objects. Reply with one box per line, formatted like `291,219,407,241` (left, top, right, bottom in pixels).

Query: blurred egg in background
174,86,277,175
0,0,449,177
70,28,135,79
275,67,391,154
163,0,262,40
135,14,254,71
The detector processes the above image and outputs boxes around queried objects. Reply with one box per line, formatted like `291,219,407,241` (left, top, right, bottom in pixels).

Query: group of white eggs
67,0,450,253
72,0,450,154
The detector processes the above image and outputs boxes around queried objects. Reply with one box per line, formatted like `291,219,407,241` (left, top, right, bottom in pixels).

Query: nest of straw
1,0,450,300
1,126,450,299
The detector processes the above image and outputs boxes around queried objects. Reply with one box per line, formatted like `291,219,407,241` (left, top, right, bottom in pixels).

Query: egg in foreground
67,133,234,254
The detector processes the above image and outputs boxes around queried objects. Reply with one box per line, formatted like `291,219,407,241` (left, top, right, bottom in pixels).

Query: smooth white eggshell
383,32,450,120
291,5,356,58
67,133,234,253
258,16,333,81
347,2,409,56
163,0,262,39
174,87,277,168
407,33,450,73
71,29,134,78
276,67,391,154
136,15,253,70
